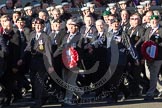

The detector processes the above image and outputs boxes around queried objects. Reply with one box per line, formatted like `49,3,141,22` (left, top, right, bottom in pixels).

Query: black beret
16,17,26,22
111,18,120,23
52,19,62,23
35,18,44,25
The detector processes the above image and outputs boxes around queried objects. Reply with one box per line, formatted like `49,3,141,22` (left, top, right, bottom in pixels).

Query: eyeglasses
108,19,113,20
130,18,139,20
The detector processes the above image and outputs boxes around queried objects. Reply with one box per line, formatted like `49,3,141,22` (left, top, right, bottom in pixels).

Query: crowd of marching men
0,0,162,107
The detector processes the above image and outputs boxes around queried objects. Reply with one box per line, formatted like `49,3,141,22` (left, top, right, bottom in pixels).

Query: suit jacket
80,25,97,38
53,31,84,70
90,30,108,62
2,30,20,70
127,25,145,60
12,27,31,60
53,31,82,58
49,29,67,49
127,25,145,45
91,30,107,48
142,23,150,29
0,34,8,76
44,20,51,35
78,26,96,49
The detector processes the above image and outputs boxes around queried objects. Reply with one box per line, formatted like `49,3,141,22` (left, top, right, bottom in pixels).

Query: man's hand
12,68,18,73
86,44,93,53
88,47,93,53
141,59,145,65
48,67,54,73
17,59,23,66
135,60,140,66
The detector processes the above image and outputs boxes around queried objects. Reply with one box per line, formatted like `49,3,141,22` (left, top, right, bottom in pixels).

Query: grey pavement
0,91,162,108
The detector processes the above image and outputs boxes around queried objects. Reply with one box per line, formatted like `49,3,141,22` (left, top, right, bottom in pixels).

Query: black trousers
30,57,48,105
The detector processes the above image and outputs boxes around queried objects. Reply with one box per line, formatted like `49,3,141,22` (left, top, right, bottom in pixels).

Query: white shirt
98,32,104,37
36,32,41,40
67,33,77,43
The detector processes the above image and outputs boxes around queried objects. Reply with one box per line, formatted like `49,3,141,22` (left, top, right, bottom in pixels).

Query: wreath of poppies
141,40,158,61
62,47,79,69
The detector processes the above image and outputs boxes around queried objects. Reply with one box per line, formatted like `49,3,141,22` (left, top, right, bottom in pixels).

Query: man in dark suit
88,19,108,96
50,19,66,53
91,19,108,83
13,17,31,97
0,19,22,107
49,19,67,97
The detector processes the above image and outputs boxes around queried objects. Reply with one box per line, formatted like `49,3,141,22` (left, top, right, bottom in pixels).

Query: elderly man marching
53,18,83,107
143,15,162,100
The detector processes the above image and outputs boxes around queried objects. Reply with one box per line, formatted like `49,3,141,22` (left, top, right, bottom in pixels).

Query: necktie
130,27,135,38
67,35,73,43
52,32,57,45
36,34,39,40
20,31,25,42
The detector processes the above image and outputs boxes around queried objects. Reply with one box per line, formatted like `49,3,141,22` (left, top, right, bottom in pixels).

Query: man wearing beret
19,18,54,107
49,19,66,96
143,15,162,100
13,17,31,96
102,10,111,30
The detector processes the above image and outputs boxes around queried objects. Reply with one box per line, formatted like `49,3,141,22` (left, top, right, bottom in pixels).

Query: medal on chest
38,40,44,51
135,31,139,41
155,35,159,43
135,36,139,41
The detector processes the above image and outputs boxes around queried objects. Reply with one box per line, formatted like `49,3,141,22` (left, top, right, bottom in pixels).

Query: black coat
49,29,67,53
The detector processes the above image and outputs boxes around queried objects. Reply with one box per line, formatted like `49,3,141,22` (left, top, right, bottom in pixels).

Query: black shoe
62,98,76,107
42,97,48,105
120,95,126,102
107,97,118,103
32,100,42,108
1,98,11,107
61,103,72,107
12,95,23,103
144,95,154,101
